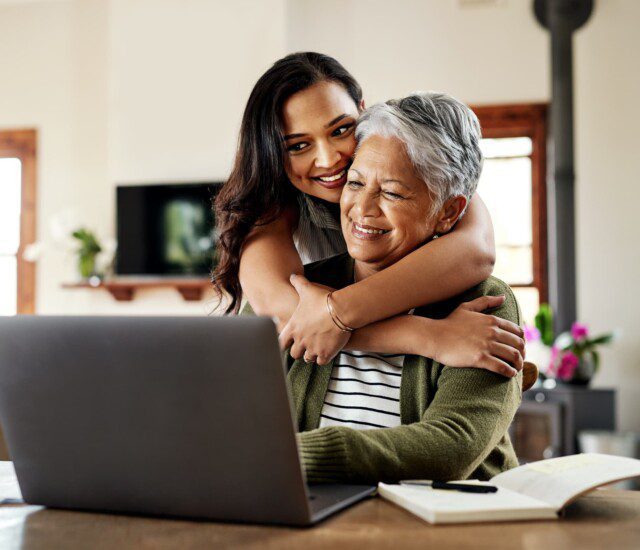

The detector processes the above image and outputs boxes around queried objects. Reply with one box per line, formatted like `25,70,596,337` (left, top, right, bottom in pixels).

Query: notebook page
378,483,556,524
491,453,640,510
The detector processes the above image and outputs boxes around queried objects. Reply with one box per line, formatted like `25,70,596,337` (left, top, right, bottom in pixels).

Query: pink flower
571,322,589,342
524,325,541,343
547,345,560,376
557,351,579,381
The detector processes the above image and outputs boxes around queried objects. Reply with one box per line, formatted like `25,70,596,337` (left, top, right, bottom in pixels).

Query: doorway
0,129,37,316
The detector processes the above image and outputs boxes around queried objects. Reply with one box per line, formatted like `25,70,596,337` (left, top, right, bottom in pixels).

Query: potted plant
72,228,102,280
549,323,615,385
524,305,615,386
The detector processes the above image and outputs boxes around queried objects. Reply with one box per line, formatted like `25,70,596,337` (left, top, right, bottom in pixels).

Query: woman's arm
238,207,302,330
281,195,495,362
297,286,522,484
275,289,523,377
244,270,524,377
299,365,520,483
344,296,524,377
335,194,495,328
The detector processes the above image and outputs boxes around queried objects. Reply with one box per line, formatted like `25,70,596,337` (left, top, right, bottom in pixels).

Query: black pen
399,480,498,493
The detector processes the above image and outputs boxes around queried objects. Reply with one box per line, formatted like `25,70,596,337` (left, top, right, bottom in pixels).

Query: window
0,159,21,315
472,104,547,324
0,130,37,315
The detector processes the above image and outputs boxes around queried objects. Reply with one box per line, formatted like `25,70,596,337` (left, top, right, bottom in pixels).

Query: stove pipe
534,0,593,332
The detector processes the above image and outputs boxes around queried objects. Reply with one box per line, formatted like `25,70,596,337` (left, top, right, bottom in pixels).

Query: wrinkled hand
430,295,526,377
278,274,351,365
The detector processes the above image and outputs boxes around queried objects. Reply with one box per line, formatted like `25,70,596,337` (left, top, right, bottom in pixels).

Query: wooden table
1,489,639,550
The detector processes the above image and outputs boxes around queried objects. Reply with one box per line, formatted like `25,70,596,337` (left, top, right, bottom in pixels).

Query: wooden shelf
62,277,211,302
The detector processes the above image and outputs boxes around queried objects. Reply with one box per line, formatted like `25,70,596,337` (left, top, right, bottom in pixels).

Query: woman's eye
347,180,364,189
332,123,354,137
383,191,404,200
286,142,309,153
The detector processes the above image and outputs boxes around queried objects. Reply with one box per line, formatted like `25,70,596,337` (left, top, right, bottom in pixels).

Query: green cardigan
245,253,522,484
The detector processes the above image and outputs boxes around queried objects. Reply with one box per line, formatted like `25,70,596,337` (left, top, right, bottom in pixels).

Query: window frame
471,103,548,304
0,129,37,314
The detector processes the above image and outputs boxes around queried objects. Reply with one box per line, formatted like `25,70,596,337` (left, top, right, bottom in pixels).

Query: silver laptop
0,316,374,526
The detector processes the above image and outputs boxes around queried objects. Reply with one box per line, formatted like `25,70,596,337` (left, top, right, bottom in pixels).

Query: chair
522,361,539,392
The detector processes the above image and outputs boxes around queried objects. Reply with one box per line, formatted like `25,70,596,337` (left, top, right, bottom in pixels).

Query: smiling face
281,81,362,203
341,134,441,278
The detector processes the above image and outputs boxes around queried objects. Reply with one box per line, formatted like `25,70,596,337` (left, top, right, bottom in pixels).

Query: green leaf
535,303,555,346
591,350,600,374
586,333,614,346
71,228,102,253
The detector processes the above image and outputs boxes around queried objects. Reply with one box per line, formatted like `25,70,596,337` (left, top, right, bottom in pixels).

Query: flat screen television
116,182,220,277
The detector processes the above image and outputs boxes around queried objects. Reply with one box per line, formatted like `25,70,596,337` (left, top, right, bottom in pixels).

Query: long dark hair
212,52,363,313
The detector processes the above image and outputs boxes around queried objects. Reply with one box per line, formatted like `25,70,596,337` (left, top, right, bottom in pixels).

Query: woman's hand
428,295,526,377
278,274,350,365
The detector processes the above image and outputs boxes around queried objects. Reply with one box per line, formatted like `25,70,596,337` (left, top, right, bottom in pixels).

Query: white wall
0,0,111,313
109,0,285,183
287,0,549,105
1,0,639,430
0,0,285,315
574,0,640,433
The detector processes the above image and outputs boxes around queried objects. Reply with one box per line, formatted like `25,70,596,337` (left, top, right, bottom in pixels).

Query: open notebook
378,453,640,524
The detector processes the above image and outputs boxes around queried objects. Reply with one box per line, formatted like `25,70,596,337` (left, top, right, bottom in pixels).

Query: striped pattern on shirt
293,192,347,264
319,350,405,430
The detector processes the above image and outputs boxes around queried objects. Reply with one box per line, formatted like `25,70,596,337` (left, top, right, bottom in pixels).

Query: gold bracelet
326,292,355,333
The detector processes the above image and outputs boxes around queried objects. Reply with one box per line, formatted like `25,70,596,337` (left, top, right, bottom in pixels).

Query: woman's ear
359,99,366,111
434,196,468,235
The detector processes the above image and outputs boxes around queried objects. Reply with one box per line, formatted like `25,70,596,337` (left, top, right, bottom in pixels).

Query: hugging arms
214,52,525,377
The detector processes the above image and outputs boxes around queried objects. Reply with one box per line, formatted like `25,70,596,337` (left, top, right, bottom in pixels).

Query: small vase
78,254,97,279
567,352,597,386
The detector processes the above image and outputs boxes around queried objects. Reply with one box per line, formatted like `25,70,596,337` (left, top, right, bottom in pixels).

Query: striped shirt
319,350,405,430
293,192,347,264
295,192,405,430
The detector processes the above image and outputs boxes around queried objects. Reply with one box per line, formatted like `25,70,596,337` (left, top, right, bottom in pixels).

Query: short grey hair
355,91,483,218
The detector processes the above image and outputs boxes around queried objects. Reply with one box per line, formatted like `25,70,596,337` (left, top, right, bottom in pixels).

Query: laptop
0,315,375,525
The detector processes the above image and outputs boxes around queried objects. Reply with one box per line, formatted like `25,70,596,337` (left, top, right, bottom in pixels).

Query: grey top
293,193,347,265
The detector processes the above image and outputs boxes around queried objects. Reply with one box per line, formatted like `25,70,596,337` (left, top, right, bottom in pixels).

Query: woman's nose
314,141,341,169
354,191,380,218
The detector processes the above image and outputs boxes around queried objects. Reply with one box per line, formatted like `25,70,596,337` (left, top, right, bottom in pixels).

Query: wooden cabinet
510,387,615,463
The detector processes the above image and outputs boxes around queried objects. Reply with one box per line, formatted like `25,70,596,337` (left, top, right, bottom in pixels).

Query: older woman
289,92,521,484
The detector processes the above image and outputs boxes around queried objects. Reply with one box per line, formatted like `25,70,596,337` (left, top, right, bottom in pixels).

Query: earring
432,233,439,240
